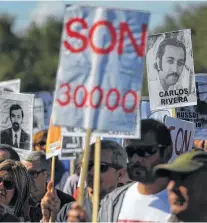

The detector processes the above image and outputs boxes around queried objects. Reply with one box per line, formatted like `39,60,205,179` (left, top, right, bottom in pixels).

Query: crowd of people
0,118,205,222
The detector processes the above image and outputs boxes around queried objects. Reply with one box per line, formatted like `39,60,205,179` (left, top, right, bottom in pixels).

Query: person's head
155,38,186,89
22,151,50,203
32,130,48,152
125,119,172,184
0,144,20,162
9,104,24,132
87,140,127,199
0,160,31,217
154,151,207,222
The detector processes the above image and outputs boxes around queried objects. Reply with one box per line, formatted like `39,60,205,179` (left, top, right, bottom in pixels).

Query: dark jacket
28,189,75,222
1,127,30,149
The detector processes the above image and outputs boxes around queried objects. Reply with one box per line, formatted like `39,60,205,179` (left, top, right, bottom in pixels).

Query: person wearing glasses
66,119,173,222
41,140,128,222
22,151,74,222
154,151,207,222
0,159,31,221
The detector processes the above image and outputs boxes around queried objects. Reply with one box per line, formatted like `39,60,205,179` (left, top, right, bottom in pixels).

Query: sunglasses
126,145,167,158
38,141,46,146
0,177,15,190
28,169,46,178
88,161,122,173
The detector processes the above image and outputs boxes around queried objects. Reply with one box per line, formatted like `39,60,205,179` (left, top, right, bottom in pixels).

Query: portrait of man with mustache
154,38,186,91
0,104,30,150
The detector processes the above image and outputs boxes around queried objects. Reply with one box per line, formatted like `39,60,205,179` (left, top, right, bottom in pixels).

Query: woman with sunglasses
0,159,31,221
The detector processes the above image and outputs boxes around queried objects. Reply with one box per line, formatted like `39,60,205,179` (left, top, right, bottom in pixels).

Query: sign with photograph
146,29,197,110
0,79,21,93
0,91,34,150
176,74,207,139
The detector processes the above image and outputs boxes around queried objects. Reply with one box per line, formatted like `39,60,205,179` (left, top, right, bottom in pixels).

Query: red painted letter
89,21,116,54
64,18,88,53
118,23,147,57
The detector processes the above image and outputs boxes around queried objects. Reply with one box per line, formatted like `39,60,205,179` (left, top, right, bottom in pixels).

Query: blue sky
0,1,204,33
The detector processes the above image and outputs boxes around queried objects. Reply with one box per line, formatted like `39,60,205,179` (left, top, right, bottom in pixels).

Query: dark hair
10,104,24,119
90,140,127,169
125,119,172,157
155,38,186,71
0,160,31,218
0,144,20,162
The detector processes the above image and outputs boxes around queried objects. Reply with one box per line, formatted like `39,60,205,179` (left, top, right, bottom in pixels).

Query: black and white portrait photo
0,92,34,150
60,136,82,160
146,29,197,110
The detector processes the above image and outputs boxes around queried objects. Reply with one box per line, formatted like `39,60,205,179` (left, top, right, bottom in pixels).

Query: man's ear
163,145,173,163
117,168,126,183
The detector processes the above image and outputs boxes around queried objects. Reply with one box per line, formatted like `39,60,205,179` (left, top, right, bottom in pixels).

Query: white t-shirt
118,183,171,222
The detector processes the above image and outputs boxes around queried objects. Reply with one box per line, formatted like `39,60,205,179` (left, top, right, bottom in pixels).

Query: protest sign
0,79,21,93
52,5,150,138
165,116,195,161
33,98,45,134
176,74,207,139
59,136,82,160
46,117,62,159
62,99,172,138
146,29,197,110
0,91,34,151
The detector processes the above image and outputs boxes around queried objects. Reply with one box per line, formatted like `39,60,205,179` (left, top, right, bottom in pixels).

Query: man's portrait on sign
146,29,197,110
0,92,33,150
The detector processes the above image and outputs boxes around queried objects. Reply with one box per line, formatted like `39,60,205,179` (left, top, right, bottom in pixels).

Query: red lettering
64,18,88,53
175,128,183,155
90,86,103,108
183,130,192,152
106,89,120,111
56,83,71,106
74,85,88,108
89,21,116,54
118,23,147,57
122,90,138,113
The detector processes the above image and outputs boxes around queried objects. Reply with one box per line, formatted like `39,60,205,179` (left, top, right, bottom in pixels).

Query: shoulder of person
56,189,75,205
100,182,135,206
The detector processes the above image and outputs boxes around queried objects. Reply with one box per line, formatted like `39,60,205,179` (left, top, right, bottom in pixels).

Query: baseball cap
125,119,172,148
154,151,207,177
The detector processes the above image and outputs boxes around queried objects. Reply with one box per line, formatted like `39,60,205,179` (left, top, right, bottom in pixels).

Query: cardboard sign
33,98,45,134
165,116,195,161
146,29,197,110
61,99,172,138
52,5,150,137
176,74,207,139
46,117,62,159
59,136,82,160
0,79,21,93
0,91,34,151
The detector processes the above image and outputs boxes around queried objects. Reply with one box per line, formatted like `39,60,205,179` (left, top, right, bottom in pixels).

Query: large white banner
0,91,34,151
52,5,150,138
165,116,195,161
146,29,197,110
176,74,207,139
